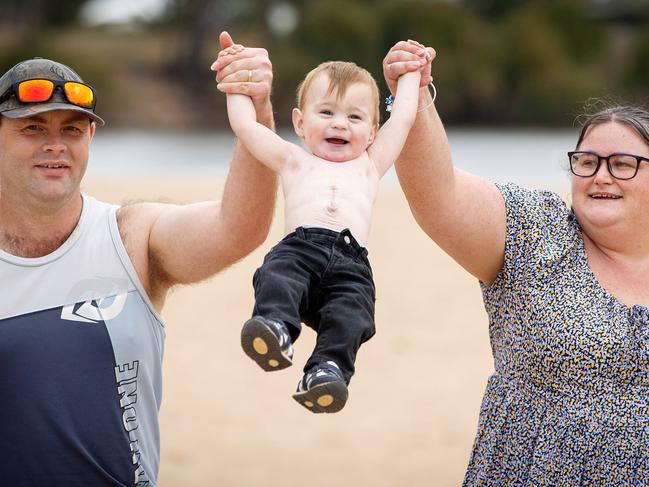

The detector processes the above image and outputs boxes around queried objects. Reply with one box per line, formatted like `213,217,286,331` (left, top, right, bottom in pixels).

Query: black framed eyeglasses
567,151,649,180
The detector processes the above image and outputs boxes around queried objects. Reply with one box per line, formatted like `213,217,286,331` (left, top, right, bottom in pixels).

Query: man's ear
292,108,304,138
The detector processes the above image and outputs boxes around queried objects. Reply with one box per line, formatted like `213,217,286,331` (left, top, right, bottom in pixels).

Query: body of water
86,128,577,193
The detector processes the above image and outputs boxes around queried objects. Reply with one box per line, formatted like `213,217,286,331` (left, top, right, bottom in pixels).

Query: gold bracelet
417,82,437,113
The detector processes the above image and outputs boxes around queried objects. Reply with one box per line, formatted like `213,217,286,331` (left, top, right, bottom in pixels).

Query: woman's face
571,121,649,233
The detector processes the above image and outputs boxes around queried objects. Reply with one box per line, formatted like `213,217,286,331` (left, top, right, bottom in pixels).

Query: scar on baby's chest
327,185,339,212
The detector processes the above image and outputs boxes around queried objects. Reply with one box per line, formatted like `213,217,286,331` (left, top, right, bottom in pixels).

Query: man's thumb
219,31,234,49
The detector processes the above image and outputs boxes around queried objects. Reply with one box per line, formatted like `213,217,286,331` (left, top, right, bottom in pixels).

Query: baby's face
292,73,377,163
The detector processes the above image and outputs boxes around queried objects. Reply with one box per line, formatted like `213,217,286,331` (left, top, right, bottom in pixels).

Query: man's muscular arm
119,32,278,311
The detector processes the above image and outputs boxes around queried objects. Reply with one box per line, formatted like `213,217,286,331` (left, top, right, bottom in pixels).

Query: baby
215,42,427,413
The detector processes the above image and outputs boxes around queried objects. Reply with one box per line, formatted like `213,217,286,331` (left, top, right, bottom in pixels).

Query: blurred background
1,0,648,130
2,2,648,485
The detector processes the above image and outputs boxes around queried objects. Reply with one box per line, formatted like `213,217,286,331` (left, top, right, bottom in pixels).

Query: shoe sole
241,318,292,371
292,381,348,414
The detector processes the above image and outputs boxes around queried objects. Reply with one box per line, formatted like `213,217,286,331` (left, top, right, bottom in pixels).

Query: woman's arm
384,41,506,284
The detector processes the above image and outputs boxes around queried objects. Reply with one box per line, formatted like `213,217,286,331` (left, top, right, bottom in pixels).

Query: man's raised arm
118,32,278,311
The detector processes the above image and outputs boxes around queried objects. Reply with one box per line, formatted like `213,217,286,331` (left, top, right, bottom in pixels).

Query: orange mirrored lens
17,79,54,102
64,82,94,108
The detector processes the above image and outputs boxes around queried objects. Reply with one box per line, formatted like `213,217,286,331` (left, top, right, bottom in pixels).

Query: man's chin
28,183,81,206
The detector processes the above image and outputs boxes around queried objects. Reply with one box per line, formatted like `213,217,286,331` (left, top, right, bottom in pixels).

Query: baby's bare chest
281,158,378,196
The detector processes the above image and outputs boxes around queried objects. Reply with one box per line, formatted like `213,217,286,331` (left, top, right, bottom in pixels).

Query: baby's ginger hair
296,61,380,127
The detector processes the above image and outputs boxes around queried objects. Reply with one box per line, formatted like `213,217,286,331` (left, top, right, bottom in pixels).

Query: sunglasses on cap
0,78,96,110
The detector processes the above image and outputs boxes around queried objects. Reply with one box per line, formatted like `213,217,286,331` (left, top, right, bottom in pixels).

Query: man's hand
383,40,435,95
211,31,273,114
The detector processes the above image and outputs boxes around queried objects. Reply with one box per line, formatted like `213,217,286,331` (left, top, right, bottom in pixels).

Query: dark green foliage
1,0,647,126
378,1,504,122
294,0,382,69
625,29,649,91
0,0,92,27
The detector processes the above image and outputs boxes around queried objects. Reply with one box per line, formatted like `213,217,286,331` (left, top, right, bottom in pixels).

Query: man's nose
42,132,66,153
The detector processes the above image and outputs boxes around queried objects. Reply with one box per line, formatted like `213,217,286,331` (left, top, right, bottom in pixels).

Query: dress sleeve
482,182,572,296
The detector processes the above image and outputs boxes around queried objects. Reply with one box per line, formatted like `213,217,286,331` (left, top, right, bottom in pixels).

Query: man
0,32,275,486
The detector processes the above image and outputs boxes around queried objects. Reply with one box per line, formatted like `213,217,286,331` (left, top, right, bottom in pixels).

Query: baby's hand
217,44,245,59
211,44,245,72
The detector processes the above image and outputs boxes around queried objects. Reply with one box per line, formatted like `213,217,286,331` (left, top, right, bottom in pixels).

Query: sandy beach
84,174,494,487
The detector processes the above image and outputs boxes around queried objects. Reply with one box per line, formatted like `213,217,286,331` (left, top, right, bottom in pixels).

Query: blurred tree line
0,0,647,127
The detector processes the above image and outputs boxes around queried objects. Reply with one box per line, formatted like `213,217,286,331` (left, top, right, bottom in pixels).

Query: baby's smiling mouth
326,138,348,145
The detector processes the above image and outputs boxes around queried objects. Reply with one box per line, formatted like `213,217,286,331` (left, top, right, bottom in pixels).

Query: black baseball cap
0,58,105,126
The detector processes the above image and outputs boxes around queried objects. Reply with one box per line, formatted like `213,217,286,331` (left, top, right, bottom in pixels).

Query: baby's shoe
292,361,348,413
241,316,293,371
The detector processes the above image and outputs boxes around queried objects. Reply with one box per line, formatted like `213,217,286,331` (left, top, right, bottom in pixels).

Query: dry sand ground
84,174,494,487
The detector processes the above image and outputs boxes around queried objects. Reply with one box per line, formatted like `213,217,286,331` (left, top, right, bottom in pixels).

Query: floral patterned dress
464,183,649,486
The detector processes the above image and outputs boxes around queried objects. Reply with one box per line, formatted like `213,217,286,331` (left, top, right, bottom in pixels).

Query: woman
383,41,649,484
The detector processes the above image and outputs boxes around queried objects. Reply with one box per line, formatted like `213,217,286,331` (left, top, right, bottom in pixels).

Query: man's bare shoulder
116,200,184,260
116,201,170,238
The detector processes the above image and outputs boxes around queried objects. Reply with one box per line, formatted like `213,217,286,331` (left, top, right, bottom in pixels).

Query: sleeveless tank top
0,194,165,486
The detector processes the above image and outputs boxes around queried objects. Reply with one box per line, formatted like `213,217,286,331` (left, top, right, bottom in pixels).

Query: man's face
0,110,94,209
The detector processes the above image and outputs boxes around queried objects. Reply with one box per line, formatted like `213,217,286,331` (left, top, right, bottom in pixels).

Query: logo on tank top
61,292,128,323
60,278,130,323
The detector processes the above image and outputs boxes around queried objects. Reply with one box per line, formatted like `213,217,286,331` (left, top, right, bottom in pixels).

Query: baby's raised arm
367,46,427,177
214,45,291,173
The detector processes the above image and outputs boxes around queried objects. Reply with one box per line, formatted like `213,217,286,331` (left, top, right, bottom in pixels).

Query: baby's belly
284,204,371,244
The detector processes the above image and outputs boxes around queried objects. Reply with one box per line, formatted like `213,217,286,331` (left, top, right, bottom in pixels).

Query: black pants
252,227,376,384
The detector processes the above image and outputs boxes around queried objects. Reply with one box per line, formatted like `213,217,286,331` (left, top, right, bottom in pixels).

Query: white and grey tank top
0,194,165,486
